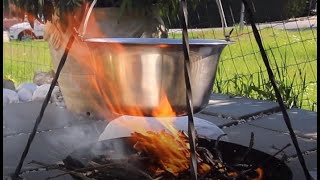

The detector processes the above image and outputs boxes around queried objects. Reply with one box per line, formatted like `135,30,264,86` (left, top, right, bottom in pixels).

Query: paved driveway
168,16,317,34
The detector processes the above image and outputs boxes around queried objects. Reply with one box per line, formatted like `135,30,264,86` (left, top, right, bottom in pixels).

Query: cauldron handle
78,0,231,41
78,0,98,40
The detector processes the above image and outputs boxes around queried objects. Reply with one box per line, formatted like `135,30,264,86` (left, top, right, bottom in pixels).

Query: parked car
9,20,45,41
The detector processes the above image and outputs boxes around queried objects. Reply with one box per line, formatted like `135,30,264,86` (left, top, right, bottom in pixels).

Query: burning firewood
129,130,265,180
130,130,211,177
25,131,294,180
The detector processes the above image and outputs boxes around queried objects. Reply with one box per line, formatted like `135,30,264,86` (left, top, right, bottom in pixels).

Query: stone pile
3,71,65,108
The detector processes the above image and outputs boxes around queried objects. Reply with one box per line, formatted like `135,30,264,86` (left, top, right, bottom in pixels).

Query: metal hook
215,0,230,41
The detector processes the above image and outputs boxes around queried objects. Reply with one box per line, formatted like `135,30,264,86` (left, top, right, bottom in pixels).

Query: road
168,16,317,34
4,16,317,42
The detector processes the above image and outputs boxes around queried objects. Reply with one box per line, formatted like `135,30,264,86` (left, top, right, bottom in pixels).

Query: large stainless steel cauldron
85,38,229,117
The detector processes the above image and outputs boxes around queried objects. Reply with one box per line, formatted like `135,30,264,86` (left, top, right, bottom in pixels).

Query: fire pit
84,38,229,117
62,134,292,180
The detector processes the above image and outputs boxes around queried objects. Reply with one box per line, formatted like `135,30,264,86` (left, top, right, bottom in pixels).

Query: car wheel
18,30,35,41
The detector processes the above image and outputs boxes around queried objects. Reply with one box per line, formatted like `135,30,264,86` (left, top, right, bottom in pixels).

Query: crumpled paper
99,115,228,142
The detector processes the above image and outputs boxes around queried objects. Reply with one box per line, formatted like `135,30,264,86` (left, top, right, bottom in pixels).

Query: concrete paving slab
3,102,91,135
202,93,280,120
194,113,236,127
309,170,317,180
3,120,106,176
3,127,18,136
249,108,317,139
223,123,317,157
3,95,316,179
4,135,39,176
209,93,232,101
286,151,317,180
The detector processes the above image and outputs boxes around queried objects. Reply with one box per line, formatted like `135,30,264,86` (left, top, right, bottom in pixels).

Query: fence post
239,2,245,32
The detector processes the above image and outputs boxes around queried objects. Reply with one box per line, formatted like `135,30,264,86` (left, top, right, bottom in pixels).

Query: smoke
42,119,107,162
39,114,227,166
43,118,135,166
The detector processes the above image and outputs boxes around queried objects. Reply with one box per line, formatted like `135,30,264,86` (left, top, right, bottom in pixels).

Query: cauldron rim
84,37,232,46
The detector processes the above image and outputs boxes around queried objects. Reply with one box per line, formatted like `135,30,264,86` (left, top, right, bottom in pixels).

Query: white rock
32,84,59,102
55,101,66,108
3,79,15,91
98,116,228,142
17,82,38,94
3,88,19,104
50,89,63,103
17,88,33,102
33,70,55,86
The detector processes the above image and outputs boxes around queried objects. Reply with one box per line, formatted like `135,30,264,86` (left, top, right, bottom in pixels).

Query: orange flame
227,167,264,180
46,6,211,177
131,131,211,176
254,167,264,180
151,91,180,136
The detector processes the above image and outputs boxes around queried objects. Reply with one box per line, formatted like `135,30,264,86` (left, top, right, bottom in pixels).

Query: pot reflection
85,38,229,117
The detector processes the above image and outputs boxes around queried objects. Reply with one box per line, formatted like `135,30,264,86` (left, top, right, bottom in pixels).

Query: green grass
3,26,317,111
3,40,52,85
169,26,317,111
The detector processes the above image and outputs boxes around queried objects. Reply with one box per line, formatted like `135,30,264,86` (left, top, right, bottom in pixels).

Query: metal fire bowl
64,137,292,180
85,38,229,117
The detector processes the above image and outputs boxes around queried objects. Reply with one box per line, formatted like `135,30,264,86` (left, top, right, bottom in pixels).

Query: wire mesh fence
3,14,317,111
168,15,317,112
3,39,52,84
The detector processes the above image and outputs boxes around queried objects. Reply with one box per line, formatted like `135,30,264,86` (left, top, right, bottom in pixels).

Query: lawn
3,26,317,111
169,26,317,111
3,40,52,84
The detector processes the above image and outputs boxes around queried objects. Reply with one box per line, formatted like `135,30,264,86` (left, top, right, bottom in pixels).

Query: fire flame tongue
131,131,211,177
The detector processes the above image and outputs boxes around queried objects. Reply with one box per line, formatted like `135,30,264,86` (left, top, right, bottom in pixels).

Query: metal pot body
85,38,228,117
45,7,167,119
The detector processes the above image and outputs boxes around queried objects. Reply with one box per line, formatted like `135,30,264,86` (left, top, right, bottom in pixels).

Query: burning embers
131,131,211,177
130,130,264,180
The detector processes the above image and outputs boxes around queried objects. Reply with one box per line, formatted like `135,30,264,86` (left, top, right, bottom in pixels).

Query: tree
11,0,202,31
3,0,10,17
